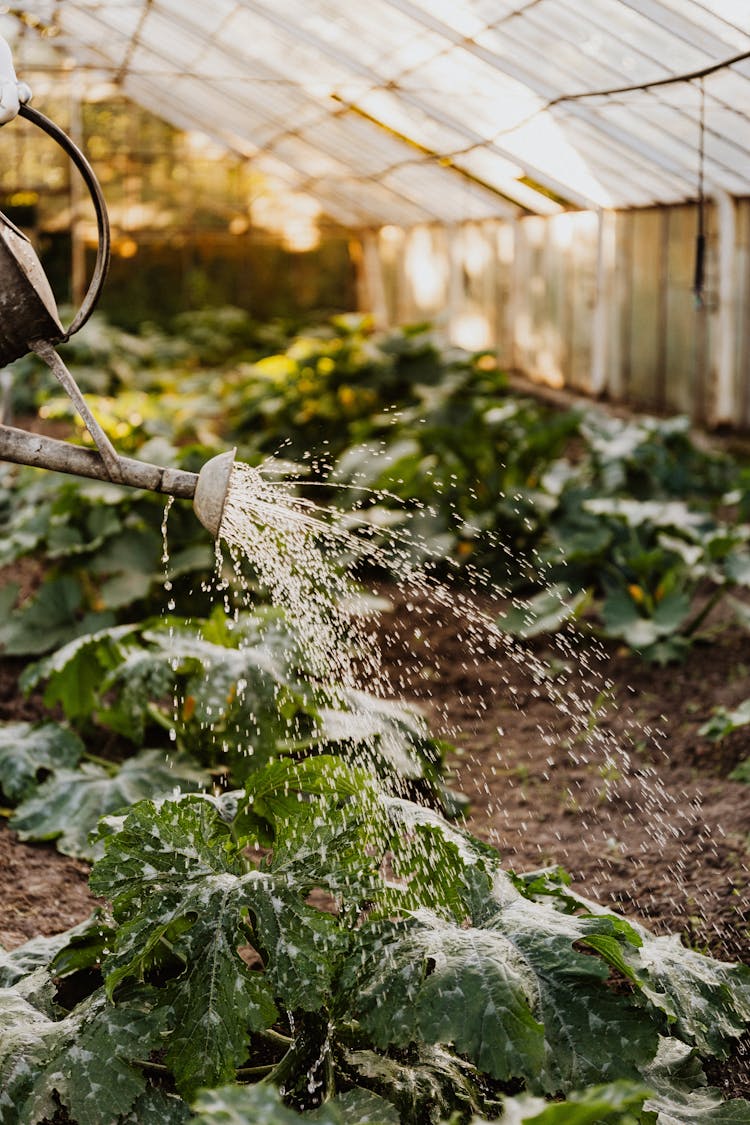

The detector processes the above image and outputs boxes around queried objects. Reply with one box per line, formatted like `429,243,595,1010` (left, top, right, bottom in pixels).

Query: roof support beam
127,1,502,222
236,0,599,209
377,0,715,194
376,0,748,206
53,8,440,227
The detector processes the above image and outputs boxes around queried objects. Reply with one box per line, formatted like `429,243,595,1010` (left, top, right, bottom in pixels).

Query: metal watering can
0,103,234,537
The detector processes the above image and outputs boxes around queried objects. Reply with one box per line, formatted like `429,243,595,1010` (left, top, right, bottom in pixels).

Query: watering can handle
18,102,110,341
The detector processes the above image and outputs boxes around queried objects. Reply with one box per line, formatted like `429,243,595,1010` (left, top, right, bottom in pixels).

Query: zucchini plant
1,755,748,1123
2,607,458,859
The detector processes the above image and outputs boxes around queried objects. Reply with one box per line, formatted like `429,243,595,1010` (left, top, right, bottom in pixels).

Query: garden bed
2,316,750,1116
1,580,749,1095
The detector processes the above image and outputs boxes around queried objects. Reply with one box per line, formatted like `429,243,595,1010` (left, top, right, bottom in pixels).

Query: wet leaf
90,798,343,1096
345,895,659,1094
11,749,209,859
500,1080,649,1123
629,932,750,1058
0,988,162,1125
192,1083,349,1124
0,721,83,800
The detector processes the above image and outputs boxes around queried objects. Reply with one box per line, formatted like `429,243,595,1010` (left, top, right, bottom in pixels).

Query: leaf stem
133,1058,169,1074
81,750,120,774
682,586,725,637
133,1058,278,1078
257,1027,293,1045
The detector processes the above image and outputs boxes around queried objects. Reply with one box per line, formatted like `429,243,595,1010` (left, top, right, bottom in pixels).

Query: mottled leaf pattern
90,798,341,1096
0,721,83,801
0,988,161,1125
630,932,750,1058
346,897,660,1093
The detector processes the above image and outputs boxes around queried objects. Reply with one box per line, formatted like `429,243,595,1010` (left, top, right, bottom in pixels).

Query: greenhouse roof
6,1,750,224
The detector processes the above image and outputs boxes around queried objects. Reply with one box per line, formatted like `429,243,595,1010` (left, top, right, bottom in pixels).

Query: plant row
6,308,750,670
3,743,750,1123
0,310,749,1121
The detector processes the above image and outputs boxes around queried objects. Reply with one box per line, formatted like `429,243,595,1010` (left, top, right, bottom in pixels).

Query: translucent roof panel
7,0,750,225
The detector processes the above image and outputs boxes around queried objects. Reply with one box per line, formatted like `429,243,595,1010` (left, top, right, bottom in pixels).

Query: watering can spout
192,448,236,538
0,423,235,538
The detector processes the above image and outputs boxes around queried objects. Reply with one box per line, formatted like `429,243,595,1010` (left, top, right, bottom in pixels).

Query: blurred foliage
3,309,750,662
0,81,355,327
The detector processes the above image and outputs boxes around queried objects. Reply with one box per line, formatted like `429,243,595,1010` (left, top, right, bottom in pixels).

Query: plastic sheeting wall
364,200,750,430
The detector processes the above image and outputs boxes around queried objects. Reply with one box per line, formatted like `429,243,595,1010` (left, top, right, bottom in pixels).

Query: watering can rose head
0,36,31,125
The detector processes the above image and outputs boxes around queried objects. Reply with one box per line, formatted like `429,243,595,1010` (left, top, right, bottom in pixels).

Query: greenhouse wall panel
736,201,750,430
664,204,703,418
627,208,666,409
369,199,749,429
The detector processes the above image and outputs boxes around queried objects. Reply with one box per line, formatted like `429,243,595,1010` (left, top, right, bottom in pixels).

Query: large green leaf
0,988,162,1125
96,623,313,764
11,749,209,858
90,798,343,1096
643,1039,750,1124
483,900,655,1092
499,1081,650,1124
192,1084,399,1124
499,584,589,640
345,909,545,1082
629,932,750,1058
239,753,376,849
583,498,708,533
601,587,691,653
191,1083,388,1125
122,1088,192,1124
0,721,83,801
373,796,501,920
0,914,108,989
89,528,162,609
343,1043,491,1125
0,575,115,656
19,624,138,722
345,895,659,1094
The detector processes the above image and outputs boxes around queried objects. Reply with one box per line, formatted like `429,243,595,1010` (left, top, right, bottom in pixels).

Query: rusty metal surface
0,212,63,366
0,422,198,498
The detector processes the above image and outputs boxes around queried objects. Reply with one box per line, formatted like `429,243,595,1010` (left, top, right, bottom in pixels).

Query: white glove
0,37,31,125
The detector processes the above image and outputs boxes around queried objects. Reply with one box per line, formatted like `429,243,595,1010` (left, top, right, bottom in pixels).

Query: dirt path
375,586,750,962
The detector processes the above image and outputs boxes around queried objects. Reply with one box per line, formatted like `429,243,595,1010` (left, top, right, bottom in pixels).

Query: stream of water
204,456,723,941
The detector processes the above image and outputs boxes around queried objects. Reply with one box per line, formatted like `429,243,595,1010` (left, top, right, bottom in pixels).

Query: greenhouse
1,3,750,1123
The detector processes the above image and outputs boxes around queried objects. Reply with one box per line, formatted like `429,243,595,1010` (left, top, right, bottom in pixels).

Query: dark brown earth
1,578,749,1094
376,590,750,963
374,584,750,1095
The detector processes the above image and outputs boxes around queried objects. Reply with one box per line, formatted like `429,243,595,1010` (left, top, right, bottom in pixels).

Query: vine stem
257,1027,293,1045
133,1058,276,1078
683,585,726,637
81,750,120,774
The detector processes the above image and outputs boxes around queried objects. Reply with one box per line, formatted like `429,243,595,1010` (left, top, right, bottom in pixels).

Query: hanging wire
693,77,706,307
12,7,750,220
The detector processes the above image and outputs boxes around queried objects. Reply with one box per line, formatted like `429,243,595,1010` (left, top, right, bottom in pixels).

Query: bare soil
374,583,750,1095
375,590,750,965
1,579,749,1094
